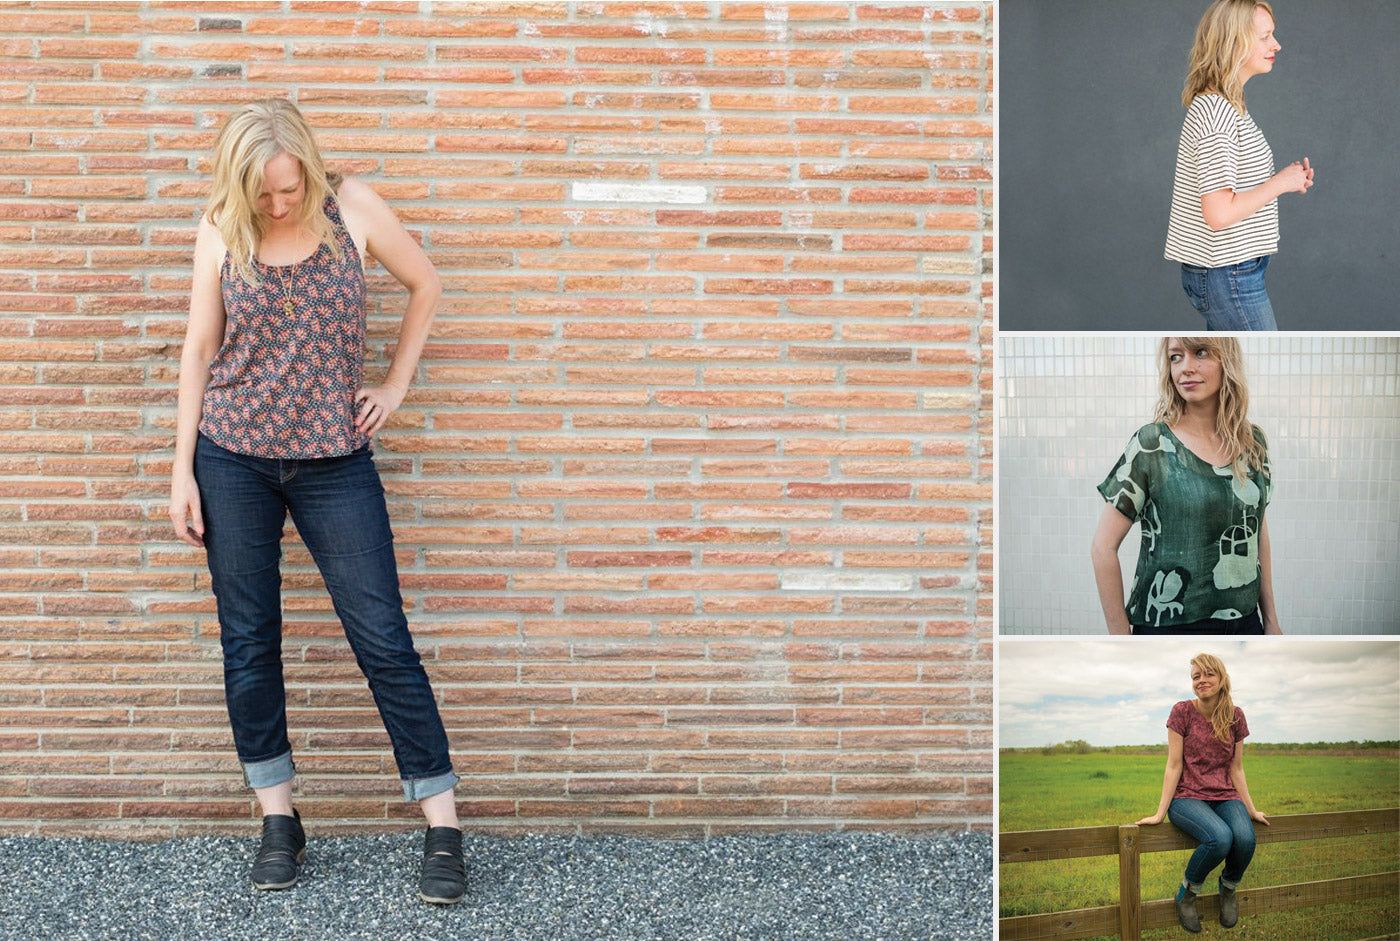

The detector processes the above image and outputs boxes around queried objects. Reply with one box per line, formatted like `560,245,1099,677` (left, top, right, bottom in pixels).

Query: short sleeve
1097,425,1161,523
1195,132,1238,195
1233,707,1249,744
1166,701,1191,737
1252,425,1272,515
1191,98,1240,196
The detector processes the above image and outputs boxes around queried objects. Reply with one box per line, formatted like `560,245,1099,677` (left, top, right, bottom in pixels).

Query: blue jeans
1181,256,1277,331
194,433,458,801
1168,797,1257,889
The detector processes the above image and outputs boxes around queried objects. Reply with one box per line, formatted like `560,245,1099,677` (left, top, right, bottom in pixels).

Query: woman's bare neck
1171,402,1218,438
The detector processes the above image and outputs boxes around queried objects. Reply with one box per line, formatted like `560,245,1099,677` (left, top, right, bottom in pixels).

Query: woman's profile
1164,0,1314,330
1135,653,1268,933
1091,337,1279,635
168,98,466,903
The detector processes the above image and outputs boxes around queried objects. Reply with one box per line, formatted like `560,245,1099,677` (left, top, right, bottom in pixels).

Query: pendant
282,300,294,315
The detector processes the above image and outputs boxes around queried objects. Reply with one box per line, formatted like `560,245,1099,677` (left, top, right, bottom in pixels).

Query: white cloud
998,640,1400,747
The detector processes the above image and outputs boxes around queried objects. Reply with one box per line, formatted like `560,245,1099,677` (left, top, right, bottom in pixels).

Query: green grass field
999,752,1400,940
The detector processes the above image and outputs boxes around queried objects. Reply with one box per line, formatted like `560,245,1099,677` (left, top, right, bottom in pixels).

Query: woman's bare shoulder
333,175,406,251
195,211,229,264
335,176,397,219
334,175,377,206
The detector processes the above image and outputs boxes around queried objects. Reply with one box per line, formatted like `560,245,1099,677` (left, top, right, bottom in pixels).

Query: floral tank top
200,191,369,459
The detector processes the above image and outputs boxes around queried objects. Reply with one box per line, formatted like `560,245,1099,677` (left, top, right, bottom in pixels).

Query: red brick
2,0,992,836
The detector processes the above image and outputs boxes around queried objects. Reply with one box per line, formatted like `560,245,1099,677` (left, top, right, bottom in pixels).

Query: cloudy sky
998,640,1400,748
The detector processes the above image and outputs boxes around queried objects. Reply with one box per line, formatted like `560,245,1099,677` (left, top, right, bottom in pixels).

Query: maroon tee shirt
200,191,370,459
1167,700,1248,800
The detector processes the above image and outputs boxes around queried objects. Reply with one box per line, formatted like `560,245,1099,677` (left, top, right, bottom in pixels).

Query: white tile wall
997,336,1400,635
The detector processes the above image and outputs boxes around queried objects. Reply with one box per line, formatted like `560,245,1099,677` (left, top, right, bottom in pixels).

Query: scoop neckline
1159,423,1234,472
1194,92,1248,114
253,192,338,269
255,238,324,270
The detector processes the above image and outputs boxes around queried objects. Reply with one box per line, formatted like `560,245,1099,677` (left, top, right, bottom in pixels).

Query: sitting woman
1135,653,1269,933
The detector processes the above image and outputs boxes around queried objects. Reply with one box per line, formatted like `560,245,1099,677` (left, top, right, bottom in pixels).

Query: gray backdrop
999,0,1399,330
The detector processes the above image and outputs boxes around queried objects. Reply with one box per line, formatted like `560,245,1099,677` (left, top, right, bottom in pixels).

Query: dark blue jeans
194,433,458,801
1168,797,1257,889
1181,255,1277,331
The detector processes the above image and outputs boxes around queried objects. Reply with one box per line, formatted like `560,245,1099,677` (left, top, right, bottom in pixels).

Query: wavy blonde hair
1189,653,1238,745
1182,0,1275,113
206,98,344,289
1154,337,1268,482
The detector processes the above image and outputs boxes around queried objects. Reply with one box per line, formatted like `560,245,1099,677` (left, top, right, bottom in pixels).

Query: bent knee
1202,830,1235,855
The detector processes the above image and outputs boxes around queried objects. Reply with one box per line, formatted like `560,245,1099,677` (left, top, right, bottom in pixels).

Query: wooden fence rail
999,807,1400,941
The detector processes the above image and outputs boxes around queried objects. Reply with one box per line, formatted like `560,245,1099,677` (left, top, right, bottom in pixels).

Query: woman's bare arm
341,178,441,390
1200,158,1313,231
1091,503,1136,635
1229,743,1269,824
1257,514,1281,633
1136,728,1184,824
169,215,228,548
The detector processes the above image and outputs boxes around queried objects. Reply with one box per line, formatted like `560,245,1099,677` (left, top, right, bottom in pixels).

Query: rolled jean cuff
242,750,295,790
403,768,459,802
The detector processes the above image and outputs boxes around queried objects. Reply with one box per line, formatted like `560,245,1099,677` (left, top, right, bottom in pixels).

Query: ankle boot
1218,881,1239,928
419,826,466,904
251,809,306,890
1175,882,1202,934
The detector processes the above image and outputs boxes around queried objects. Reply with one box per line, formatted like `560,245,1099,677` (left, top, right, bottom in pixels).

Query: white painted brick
572,182,707,204
921,256,979,275
781,572,915,592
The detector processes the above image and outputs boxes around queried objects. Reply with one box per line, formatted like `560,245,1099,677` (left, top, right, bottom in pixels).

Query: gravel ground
0,830,990,940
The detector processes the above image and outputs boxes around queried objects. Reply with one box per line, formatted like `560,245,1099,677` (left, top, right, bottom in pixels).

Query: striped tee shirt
1164,94,1278,269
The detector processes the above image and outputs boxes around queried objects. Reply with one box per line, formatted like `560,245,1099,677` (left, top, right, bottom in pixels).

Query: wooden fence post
1118,824,1141,941
1001,809,1399,941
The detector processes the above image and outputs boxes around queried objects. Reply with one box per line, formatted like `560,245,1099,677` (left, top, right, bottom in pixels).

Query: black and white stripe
1164,94,1278,268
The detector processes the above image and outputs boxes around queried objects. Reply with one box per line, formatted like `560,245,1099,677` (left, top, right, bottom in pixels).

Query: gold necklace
277,258,296,316
265,222,305,316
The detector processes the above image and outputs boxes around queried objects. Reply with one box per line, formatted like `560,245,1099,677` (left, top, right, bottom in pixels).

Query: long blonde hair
1154,337,1268,482
206,98,344,289
1182,0,1274,113
1189,653,1238,745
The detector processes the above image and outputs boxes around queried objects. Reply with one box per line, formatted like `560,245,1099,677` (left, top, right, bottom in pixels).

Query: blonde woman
168,99,466,903
1164,0,1314,330
1091,338,1280,635
1135,654,1268,933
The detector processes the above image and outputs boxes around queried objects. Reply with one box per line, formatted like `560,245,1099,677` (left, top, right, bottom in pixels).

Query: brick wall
0,1,993,836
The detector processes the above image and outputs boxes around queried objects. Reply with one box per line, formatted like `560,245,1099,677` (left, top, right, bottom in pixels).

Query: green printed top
1097,422,1272,628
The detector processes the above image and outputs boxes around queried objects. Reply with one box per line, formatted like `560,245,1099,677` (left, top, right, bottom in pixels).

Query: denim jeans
1181,256,1277,331
194,433,458,801
1168,797,1257,889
